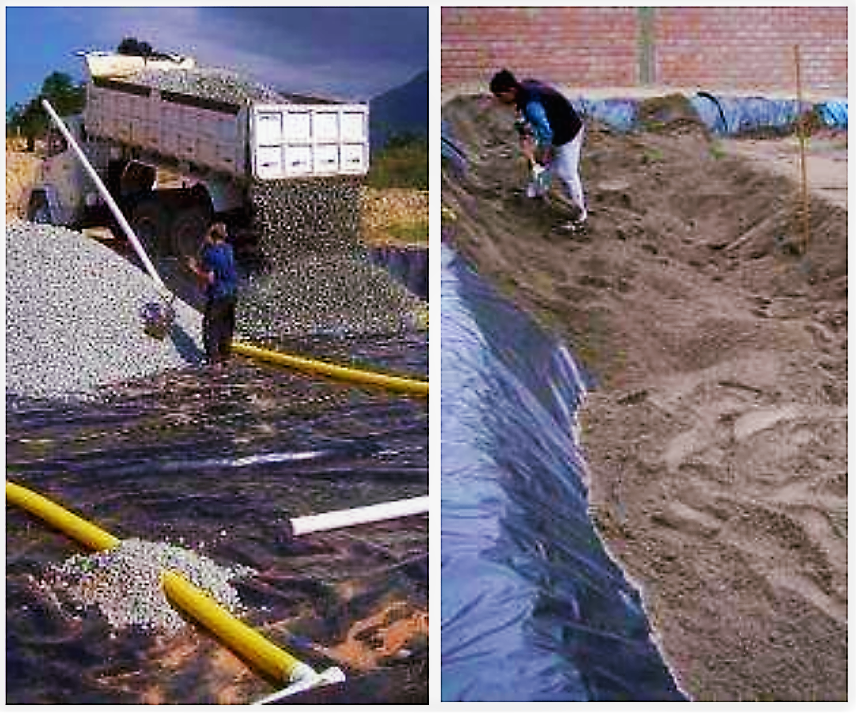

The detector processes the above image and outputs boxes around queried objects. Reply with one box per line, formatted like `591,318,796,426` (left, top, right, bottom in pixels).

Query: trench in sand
441,93,846,701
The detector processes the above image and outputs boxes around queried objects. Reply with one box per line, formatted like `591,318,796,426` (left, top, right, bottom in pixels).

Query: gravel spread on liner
43,538,255,633
6,220,204,401
240,254,428,339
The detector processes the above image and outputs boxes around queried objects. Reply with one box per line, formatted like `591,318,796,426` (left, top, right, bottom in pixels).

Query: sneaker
525,182,547,199
557,218,587,234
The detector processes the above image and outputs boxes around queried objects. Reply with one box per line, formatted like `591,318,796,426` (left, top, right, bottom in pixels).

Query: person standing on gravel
490,69,588,231
188,222,238,365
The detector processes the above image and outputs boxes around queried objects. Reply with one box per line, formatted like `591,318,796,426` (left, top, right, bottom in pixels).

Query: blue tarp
691,93,810,135
575,98,639,133
817,100,848,129
440,244,687,702
571,93,849,136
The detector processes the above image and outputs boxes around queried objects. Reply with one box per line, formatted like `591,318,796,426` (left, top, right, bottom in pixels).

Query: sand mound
442,94,846,701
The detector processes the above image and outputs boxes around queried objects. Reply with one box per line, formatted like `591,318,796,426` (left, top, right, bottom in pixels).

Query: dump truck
28,51,370,258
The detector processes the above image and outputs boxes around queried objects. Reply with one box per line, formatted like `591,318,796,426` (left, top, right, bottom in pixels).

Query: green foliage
709,141,727,160
41,72,85,116
386,218,429,245
367,133,428,190
6,71,85,150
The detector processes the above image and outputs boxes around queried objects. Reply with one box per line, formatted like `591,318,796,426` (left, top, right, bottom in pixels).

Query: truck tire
171,205,212,258
129,198,171,258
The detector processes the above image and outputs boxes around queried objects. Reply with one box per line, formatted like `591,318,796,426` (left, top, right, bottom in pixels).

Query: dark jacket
516,80,582,147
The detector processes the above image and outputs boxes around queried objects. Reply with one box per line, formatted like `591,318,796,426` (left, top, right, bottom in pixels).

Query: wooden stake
794,44,810,254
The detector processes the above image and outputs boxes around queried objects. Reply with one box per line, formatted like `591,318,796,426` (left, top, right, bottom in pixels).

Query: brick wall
441,7,847,94
441,8,639,88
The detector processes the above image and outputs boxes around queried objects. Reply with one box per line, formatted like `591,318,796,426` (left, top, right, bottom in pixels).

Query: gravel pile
6,220,204,401
43,538,254,633
241,177,428,338
239,253,429,339
128,65,285,105
117,61,428,339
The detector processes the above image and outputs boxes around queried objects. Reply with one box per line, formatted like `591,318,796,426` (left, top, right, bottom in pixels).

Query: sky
5,6,429,111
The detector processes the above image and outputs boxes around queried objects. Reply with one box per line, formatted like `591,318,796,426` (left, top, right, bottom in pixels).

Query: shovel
140,297,176,340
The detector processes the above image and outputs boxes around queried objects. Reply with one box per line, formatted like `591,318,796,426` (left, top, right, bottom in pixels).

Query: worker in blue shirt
188,222,238,365
490,69,588,231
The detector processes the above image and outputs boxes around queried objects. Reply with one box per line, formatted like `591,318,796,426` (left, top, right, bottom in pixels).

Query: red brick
443,7,845,93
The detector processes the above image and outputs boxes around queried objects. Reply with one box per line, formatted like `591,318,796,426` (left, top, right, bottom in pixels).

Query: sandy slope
442,94,847,701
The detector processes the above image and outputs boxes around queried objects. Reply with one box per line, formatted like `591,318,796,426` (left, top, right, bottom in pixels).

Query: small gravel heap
44,538,255,633
6,220,204,401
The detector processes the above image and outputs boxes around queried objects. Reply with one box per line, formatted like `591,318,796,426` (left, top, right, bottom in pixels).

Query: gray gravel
128,65,285,105
240,254,428,339
43,538,255,634
6,220,205,401
243,178,428,339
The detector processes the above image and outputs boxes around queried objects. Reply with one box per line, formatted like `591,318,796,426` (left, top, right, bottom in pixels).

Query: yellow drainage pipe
5,480,342,698
162,571,343,694
6,481,120,551
231,341,429,398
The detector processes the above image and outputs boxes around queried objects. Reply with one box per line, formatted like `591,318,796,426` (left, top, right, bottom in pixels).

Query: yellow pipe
231,341,429,397
6,480,334,693
6,481,120,551
161,570,312,685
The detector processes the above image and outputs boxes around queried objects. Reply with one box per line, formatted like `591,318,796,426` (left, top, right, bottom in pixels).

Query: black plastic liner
440,244,686,702
6,332,427,704
368,245,429,300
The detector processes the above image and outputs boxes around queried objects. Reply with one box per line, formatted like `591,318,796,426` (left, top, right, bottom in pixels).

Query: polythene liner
6,331,427,704
440,244,686,701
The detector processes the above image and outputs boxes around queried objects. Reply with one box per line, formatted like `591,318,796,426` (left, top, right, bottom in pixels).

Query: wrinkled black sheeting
440,245,685,702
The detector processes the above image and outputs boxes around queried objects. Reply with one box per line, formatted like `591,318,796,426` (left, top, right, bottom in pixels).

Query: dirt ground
442,94,847,701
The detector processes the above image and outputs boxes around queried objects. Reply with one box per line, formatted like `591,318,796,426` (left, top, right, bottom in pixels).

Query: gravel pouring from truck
29,51,370,259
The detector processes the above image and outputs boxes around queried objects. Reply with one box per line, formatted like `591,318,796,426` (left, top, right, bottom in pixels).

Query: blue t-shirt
201,242,238,300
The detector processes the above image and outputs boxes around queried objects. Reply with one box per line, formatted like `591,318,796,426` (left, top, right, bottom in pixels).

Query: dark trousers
203,295,237,363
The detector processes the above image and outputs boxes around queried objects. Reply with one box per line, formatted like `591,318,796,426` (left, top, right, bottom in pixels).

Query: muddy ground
442,94,846,701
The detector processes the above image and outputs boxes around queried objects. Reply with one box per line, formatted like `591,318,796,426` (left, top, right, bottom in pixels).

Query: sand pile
442,94,846,701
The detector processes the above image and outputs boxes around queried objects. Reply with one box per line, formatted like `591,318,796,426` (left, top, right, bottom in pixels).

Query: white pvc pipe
290,496,429,536
41,99,169,296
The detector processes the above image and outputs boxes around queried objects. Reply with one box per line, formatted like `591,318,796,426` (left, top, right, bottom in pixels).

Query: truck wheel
129,199,171,258
171,206,212,258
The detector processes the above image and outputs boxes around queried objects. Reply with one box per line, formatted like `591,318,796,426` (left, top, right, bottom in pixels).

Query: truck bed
84,66,370,181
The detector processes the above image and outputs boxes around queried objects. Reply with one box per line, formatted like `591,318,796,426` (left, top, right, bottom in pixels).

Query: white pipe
41,99,169,297
290,496,429,536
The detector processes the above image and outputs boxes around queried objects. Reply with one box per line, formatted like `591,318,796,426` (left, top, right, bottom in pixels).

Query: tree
7,98,48,151
6,72,84,150
40,72,85,117
117,37,154,57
